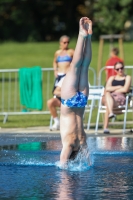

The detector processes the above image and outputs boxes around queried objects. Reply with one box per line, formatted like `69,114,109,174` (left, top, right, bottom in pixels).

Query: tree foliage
0,0,133,41
93,0,133,36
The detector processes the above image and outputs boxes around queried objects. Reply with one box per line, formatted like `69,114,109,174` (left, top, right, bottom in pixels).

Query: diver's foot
87,19,93,35
79,17,88,37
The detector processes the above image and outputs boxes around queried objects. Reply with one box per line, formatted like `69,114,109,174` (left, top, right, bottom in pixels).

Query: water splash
56,147,92,171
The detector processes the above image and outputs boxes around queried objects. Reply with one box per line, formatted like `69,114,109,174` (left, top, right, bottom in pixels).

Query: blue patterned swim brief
61,91,88,108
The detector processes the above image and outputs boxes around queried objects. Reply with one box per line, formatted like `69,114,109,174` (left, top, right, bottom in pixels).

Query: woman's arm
115,75,132,93
53,51,58,77
105,76,122,92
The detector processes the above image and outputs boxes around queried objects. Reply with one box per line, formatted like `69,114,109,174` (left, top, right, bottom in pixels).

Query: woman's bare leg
61,17,89,100
104,108,109,130
47,98,61,118
105,92,114,114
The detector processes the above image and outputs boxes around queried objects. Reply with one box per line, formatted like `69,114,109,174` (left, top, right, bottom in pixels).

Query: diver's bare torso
60,104,86,151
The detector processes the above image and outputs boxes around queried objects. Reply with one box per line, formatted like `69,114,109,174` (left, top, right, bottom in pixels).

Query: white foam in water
2,152,56,166
18,159,56,166
56,147,92,171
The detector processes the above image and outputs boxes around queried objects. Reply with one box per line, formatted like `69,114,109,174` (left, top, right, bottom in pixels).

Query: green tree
0,0,93,41
0,0,133,41
93,0,133,36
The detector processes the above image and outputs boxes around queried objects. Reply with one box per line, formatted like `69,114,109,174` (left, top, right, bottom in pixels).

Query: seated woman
59,17,92,166
103,62,132,134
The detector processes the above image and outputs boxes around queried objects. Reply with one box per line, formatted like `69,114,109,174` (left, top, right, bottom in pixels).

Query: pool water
0,136,133,200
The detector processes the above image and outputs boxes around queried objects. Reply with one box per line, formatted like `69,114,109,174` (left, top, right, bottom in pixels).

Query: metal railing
0,67,96,123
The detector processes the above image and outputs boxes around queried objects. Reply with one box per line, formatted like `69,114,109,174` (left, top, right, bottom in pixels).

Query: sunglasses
63,41,69,44
115,66,124,71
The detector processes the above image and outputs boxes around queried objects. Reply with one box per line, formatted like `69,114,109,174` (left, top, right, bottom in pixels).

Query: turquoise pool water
0,136,133,199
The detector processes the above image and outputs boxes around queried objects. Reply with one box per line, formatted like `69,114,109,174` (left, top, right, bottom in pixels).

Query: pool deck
0,126,133,138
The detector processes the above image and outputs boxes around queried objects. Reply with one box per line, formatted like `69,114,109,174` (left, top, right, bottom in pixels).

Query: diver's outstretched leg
78,19,92,97
61,17,90,100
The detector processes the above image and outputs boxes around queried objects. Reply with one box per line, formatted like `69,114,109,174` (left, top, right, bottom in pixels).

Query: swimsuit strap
57,55,72,62
114,75,126,80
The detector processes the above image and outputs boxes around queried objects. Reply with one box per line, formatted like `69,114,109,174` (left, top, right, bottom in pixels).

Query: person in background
105,47,124,81
103,62,131,134
47,35,74,130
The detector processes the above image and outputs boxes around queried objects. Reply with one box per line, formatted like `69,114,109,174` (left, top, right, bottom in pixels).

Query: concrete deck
0,126,133,137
